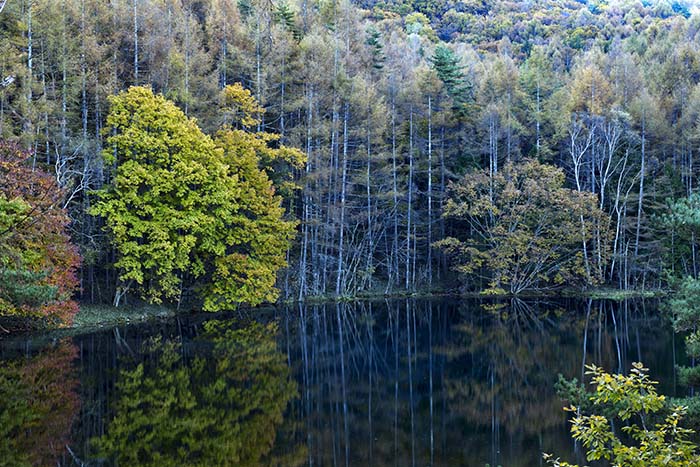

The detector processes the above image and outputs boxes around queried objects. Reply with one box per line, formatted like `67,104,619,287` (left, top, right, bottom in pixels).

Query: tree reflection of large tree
93,321,301,467
0,341,80,467
443,300,588,438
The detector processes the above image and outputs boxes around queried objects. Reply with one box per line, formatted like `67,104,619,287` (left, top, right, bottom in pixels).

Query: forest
2,0,700,324
8,2,700,465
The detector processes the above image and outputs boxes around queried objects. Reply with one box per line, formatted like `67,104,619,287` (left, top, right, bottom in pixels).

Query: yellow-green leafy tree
437,159,604,294
545,363,700,467
92,86,303,309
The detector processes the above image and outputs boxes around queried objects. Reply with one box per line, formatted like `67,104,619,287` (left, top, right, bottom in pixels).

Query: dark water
0,297,684,467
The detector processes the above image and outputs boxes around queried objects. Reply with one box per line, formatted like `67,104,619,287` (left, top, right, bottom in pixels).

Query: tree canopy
438,159,604,294
0,142,80,325
2,0,700,302
92,86,301,309
546,363,700,467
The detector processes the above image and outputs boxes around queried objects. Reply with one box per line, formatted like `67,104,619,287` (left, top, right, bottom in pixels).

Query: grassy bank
282,286,668,304
75,286,664,326
562,288,666,300
71,304,177,330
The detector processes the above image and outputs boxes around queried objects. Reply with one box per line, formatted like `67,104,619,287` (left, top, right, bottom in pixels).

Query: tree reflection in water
0,340,80,467
278,298,676,467
0,298,678,467
92,320,303,467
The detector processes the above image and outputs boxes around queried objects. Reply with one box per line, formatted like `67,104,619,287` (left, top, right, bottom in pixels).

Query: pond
0,297,684,467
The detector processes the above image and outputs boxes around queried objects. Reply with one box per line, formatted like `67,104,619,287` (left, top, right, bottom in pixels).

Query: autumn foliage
438,159,605,294
91,87,303,309
0,141,80,325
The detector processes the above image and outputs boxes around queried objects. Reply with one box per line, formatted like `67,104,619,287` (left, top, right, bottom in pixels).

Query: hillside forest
3,0,700,323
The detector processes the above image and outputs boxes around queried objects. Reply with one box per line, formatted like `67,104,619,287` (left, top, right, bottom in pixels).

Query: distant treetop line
2,0,700,319
364,0,696,45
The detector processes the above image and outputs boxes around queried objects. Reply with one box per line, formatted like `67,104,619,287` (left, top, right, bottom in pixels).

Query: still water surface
0,298,683,466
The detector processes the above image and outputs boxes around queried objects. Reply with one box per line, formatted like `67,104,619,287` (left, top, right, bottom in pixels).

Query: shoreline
1,287,668,338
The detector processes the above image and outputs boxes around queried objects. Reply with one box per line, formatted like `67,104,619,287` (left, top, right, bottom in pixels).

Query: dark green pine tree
274,2,301,41
0,269,58,309
430,45,472,116
237,0,251,18
365,26,385,70
670,277,700,387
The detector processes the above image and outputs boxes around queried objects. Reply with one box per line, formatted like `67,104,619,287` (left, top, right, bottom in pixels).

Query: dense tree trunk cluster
1,0,700,304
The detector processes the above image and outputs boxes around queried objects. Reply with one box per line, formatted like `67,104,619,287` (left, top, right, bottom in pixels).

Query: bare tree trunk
406,107,414,290
26,0,34,155
40,42,48,164
412,223,417,290
219,33,227,89
390,99,399,292
366,102,373,289
61,0,68,150
634,111,646,258
132,0,138,83
535,82,541,157
336,103,349,296
439,125,446,279
570,118,595,282
427,96,433,288
81,0,87,142
280,53,286,140
298,86,313,300
255,5,264,132
184,8,191,116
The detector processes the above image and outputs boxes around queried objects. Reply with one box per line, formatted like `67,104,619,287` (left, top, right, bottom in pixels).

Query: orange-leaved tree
0,140,80,325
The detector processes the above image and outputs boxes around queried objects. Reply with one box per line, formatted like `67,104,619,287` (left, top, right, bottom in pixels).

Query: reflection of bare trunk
582,299,592,380
610,303,622,373
490,363,498,467
428,302,434,465
367,302,374,463
336,303,349,467
406,300,415,467
393,302,399,460
299,304,313,465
